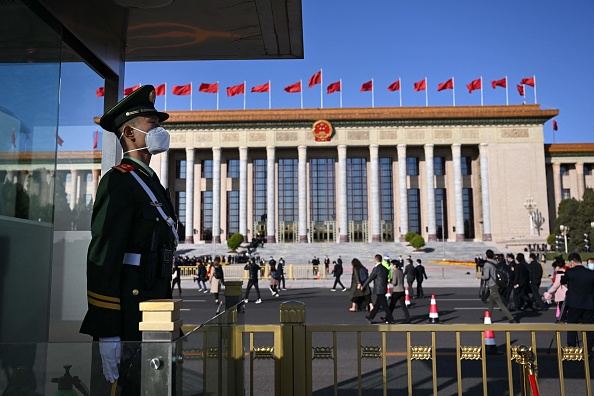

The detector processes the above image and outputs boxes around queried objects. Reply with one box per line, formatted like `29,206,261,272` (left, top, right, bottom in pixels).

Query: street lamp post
560,225,570,254
524,195,537,236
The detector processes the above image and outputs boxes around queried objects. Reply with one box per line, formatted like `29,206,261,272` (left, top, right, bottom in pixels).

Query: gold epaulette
87,290,121,310
112,163,135,173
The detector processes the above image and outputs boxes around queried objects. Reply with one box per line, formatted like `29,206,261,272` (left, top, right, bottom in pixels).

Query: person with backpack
481,249,518,323
331,260,347,291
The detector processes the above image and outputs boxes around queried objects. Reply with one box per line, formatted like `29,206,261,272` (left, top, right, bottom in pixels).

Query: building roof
545,143,594,157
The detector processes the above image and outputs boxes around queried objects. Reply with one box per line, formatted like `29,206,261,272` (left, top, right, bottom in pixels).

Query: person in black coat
414,259,428,298
513,253,531,310
360,254,394,324
243,258,262,303
403,258,416,297
561,253,594,350
331,260,346,291
528,253,546,310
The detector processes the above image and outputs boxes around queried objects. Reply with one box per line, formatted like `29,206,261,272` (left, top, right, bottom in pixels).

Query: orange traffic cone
404,287,411,308
386,284,392,298
428,294,440,323
483,311,499,355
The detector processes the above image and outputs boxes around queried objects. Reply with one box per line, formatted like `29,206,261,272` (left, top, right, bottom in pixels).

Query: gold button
132,289,139,295
156,217,159,221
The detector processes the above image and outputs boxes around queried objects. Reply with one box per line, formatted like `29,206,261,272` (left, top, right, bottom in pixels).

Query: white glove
99,336,121,383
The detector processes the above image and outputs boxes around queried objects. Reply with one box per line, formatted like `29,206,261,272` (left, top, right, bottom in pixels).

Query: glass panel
461,156,472,175
406,157,418,176
379,157,393,221
176,159,186,179
201,191,213,241
435,188,448,239
252,159,267,228
346,158,367,221
227,190,239,237
227,159,239,178
462,188,475,239
202,159,213,178
434,156,445,176
310,158,335,222
407,188,420,234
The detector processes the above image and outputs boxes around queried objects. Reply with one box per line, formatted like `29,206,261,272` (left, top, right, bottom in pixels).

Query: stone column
424,144,437,241
552,163,562,214
266,146,276,243
212,147,221,244
452,144,465,241
397,144,408,241
338,145,349,243
479,143,492,241
70,169,78,209
576,162,585,200
298,146,308,243
239,146,248,242
185,148,195,244
160,151,169,189
369,144,381,242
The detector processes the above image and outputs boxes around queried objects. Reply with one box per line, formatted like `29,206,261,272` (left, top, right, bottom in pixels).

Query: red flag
360,80,373,92
55,131,64,147
517,84,525,96
172,84,192,95
154,84,166,96
387,80,400,91
11,129,16,148
466,78,481,93
413,79,426,92
96,87,105,97
199,82,218,93
552,120,558,131
308,71,322,88
520,77,535,87
226,83,245,97
251,82,270,93
327,81,341,94
284,81,302,93
437,78,454,91
491,78,506,89
93,130,99,149
123,84,140,96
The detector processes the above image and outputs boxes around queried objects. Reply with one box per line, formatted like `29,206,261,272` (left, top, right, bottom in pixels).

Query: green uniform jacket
80,158,178,341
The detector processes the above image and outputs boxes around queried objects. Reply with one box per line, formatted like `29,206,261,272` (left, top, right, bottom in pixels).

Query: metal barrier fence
139,292,594,396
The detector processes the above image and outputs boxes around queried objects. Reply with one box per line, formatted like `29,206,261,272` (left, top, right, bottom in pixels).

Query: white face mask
588,263,594,270
122,126,170,155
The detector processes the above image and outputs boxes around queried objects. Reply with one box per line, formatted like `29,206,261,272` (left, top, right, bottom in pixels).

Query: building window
228,159,239,179
176,191,186,226
84,194,92,205
66,173,72,183
252,159,267,227
278,159,298,222
202,160,213,179
561,188,571,200
462,188,475,239
584,164,591,176
379,158,394,221
201,191,213,241
310,158,336,222
86,173,93,183
175,160,186,179
434,157,445,176
559,165,569,176
461,156,472,175
406,157,419,176
347,158,367,221
227,190,239,237
407,189,420,234
435,188,448,239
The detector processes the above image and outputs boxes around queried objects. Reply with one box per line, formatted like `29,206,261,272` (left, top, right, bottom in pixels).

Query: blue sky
6,0,590,151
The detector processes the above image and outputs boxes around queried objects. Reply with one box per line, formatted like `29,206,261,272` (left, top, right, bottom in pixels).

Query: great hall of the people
4,104,594,246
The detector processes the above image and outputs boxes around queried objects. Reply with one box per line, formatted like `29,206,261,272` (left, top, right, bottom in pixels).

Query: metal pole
441,200,445,260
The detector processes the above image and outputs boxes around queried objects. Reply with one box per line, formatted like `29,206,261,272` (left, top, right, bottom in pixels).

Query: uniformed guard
80,85,178,395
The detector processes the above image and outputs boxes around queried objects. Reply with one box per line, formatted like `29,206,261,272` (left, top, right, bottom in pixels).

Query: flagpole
425,77,428,107
505,76,509,105
481,76,483,106
522,84,526,104
190,82,193,110
217,81,220,110
399,78,402,107
371,78,375,108
339,79,343,108
243,81,246,110
164,82,167,110
320,69,323,109
300,80,303,109
268,80,272,109
533,75,537,104
452,77,456,106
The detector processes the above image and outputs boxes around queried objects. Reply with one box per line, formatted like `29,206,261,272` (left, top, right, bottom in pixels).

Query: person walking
543,256,567,322
403,258,416,297
360,254,395,324
348,258,372,312
269,262,280,297
560,253,594,351
387,260,411,323
414,259,428,298
243,258,262,304
196,260,208,292
210,257,224,304
278,257,287,290
482,249,518,323
171,259,182,296
331,260,347,291
528,253,547,311
312,256,320,277
513,253,532,310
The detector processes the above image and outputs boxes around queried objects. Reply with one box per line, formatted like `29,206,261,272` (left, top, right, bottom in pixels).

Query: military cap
99,85,169,132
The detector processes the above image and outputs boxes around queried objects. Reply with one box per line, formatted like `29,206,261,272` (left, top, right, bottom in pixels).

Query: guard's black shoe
365,315,373,324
